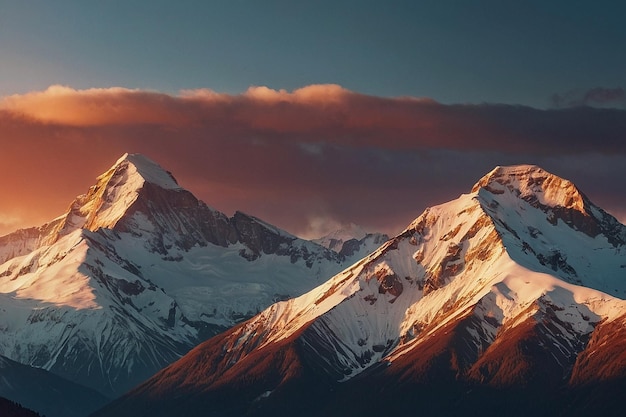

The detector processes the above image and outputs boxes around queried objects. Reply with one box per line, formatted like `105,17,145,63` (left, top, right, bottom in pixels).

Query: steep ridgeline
0,153,382,398
95,165,626,417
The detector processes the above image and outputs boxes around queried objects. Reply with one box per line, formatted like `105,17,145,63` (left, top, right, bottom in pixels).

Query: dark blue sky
1,0,624,107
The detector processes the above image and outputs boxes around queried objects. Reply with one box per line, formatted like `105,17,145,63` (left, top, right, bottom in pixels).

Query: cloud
1,84,626,238
3,84,626,155
551,87,626,109
0,213,23,237
0,85,196,126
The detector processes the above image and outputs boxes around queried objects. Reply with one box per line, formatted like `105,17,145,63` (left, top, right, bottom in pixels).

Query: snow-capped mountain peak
111,153,182,190
472,164,586,213
59,153,182,234
0,153,225,264
0,153,385,397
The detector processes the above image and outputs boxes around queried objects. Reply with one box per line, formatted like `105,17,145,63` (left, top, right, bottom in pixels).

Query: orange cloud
0,84,441,137
1,85,626,238
0,85,193,126
4,84,624,155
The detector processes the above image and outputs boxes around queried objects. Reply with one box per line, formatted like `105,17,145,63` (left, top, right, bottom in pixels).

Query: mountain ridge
93,164,626,417
0,153,385,398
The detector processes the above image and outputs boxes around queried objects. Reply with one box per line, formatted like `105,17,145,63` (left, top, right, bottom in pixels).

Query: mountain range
0,153,385,405
93,164,626,417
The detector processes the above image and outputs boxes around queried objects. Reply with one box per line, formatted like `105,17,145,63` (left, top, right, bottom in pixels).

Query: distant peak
472,164,586,212
315,223,368,242
335,223,368,239
108,153,181,190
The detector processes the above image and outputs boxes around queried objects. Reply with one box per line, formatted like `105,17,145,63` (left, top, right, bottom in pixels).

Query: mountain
0,397,40,417
0,153,381,397
93,165,626,417
313,223,388,258
0,354,108,417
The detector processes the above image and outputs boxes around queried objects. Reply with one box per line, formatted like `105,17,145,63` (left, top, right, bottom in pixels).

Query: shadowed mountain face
0,154,382,398
93,165,626,417
0,355,108,417
0,396,41,417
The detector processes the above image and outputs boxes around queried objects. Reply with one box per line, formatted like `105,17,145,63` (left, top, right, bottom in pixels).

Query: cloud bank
1,85,625,238
551,87,626,109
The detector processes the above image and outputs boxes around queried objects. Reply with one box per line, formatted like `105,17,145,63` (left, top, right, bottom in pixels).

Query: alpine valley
0,154,386,414
94,164,626,417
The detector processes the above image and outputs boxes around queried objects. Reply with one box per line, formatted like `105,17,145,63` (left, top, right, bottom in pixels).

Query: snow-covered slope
95,164,626,417
0,153,379,397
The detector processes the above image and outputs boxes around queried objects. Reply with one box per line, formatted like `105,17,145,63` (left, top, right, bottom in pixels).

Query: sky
0,1,625,238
